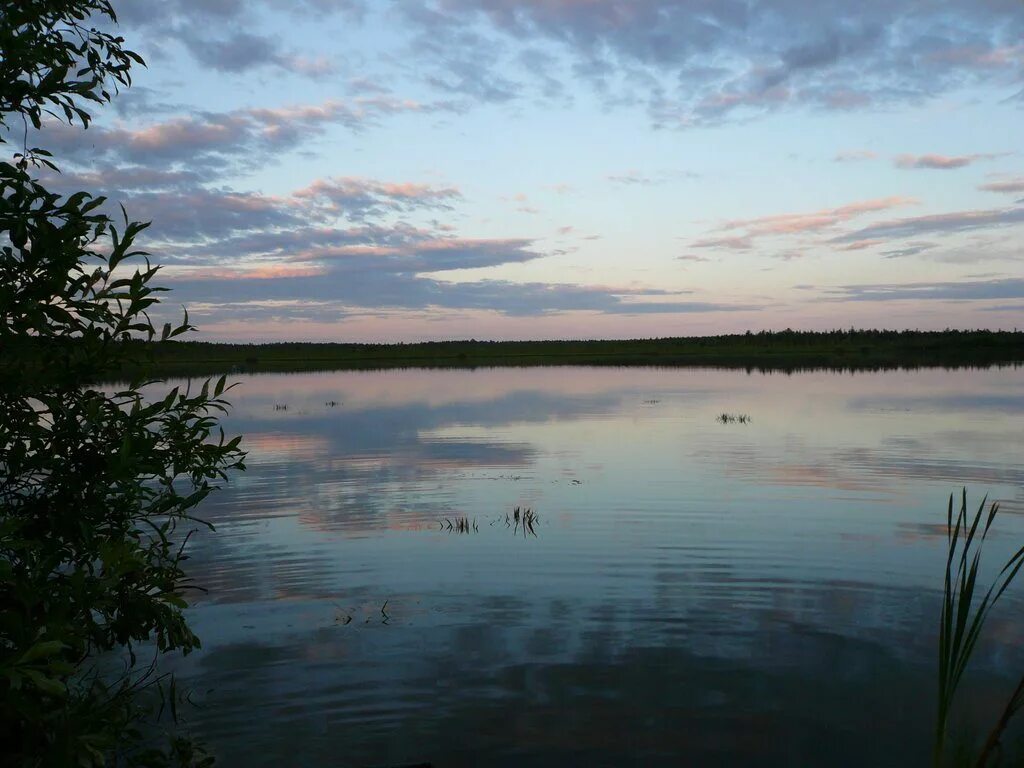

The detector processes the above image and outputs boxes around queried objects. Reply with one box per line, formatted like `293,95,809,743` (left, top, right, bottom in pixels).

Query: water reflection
170,366,1024,766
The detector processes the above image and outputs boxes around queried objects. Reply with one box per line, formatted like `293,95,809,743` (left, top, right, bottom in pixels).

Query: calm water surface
170,366,1024,767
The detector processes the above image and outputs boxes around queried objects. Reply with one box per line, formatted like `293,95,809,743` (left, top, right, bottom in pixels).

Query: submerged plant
935,490,1024,767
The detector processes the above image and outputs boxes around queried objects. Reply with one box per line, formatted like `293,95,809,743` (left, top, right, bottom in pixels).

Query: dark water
169,366,1024,767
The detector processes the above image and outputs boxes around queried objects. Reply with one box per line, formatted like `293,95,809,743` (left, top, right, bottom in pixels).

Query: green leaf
17,640,66,664
23,669,67,698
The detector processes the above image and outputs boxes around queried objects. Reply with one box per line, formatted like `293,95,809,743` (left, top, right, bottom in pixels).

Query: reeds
439,516,477,534
506,506,538,537
716,412,750,424
935,489,1024,767
437,507,540,537
333,600,390,626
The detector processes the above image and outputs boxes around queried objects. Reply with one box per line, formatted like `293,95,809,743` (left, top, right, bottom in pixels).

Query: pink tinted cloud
176,264,327,280
691,196,917,254
979,177,1024,194
719,197,915,237
295,177,460,204
288,245,401,260
927,44,1024,69
691,235,753,250
831,206,1024,243
834,149,878,162
289,177,462,222
126,117,240,154
837,239,887,251
42,98,458,169
894,153,1004,170
284,55,337,77
249,97,435,130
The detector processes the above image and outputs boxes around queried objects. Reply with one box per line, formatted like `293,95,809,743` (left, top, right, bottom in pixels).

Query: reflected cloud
168,366,1024,767
175,576,1024,767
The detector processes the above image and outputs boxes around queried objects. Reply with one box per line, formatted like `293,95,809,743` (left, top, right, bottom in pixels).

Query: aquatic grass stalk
935,490,1024,767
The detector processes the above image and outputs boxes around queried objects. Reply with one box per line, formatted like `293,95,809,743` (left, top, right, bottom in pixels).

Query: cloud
347,77,391,95
35,98,452,170
181,32,340,77
181,31,282,72
831,205,1024,243
837,239,886,251
893,153,1004,170
41,166,466,246
95,0,1024,139
836,235,1020,264
284,238,544,275
285,55,338,77
824,277,1024,302
834,150,878,162
979,177,1024,194
401,4,522,102
293,177,462,222
769,249,809,262
690,196,1024,258
111,0,1024,132
606,169,698,186
41,167,299,241
395,0,1024,126
606,170,659,186
40,158,758,324
500,192,540,215
687,193,1024,261
691,197,916,252
116,0,363,76
691,236,753,251
162,223,438,266
155,218,760,319
166,270,760,318
46,165,206,192
721,198,915,236
880,242,937,259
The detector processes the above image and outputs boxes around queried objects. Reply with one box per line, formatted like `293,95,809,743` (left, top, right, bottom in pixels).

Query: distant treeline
96,329,1024,376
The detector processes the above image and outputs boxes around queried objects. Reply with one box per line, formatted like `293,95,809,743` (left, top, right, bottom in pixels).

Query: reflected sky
170,366,1024,766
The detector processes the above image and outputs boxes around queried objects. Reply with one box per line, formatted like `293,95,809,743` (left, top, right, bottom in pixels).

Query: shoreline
117,329,1024,376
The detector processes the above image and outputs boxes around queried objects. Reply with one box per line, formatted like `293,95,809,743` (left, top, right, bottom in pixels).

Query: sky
34,0,1024,341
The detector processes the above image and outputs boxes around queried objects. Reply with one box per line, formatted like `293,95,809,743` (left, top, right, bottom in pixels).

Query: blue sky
38,0,1024,340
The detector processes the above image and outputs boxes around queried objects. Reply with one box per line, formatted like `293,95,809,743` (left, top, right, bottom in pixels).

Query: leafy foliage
0,0,141,134
0,2,244,765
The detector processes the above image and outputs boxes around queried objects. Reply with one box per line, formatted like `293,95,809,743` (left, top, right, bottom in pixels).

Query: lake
170,365,1024,767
